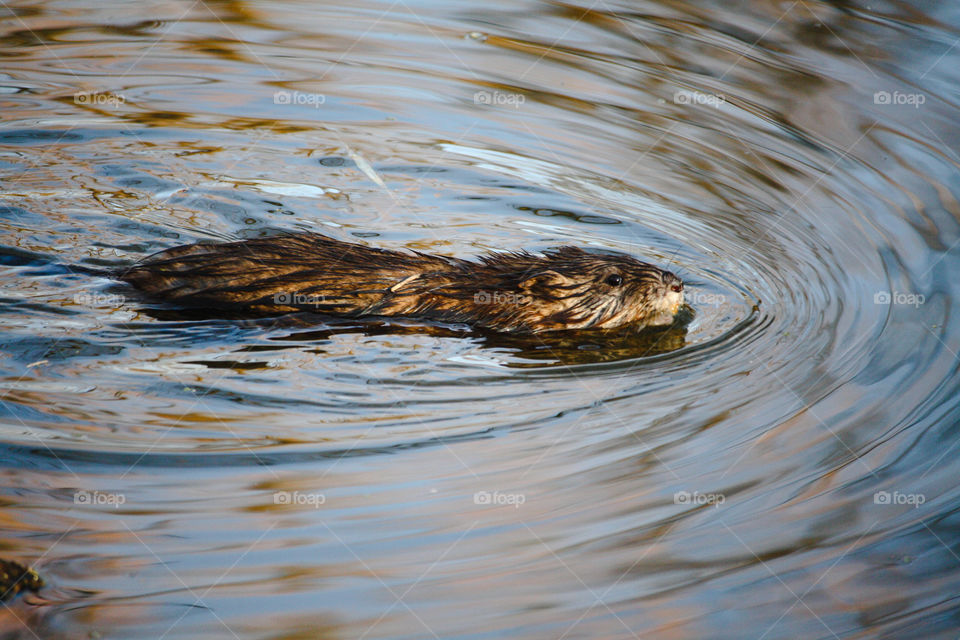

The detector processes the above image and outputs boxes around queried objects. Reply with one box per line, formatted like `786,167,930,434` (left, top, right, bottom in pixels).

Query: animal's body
119,233,684,333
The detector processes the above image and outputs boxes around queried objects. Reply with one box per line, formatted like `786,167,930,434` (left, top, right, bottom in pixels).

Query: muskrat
118,232,684,334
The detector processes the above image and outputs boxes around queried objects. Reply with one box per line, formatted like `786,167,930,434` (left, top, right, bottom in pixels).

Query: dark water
2,1,959,638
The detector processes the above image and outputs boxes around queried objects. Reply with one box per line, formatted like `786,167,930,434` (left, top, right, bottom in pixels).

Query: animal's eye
671,283,683,293
605,274,623,287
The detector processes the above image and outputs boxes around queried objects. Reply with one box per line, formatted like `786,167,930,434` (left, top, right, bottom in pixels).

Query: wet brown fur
119,232,684,333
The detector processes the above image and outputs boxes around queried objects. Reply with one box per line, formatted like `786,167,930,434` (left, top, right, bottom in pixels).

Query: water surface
1,1,959,638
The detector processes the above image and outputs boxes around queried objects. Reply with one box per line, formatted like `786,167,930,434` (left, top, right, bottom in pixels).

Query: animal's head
518,247,684,331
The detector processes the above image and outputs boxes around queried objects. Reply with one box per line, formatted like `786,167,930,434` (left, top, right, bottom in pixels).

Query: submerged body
119,233,684,333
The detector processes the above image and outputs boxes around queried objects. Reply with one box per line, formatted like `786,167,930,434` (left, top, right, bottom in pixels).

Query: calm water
2,1,959,638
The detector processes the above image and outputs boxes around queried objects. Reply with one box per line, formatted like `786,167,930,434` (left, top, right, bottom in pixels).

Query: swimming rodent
118,232,685,334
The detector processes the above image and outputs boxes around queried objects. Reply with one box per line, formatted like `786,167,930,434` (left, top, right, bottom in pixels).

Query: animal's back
120,233,460,315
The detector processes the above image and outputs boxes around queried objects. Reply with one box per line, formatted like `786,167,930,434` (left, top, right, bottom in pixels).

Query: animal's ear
519,270,572,292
